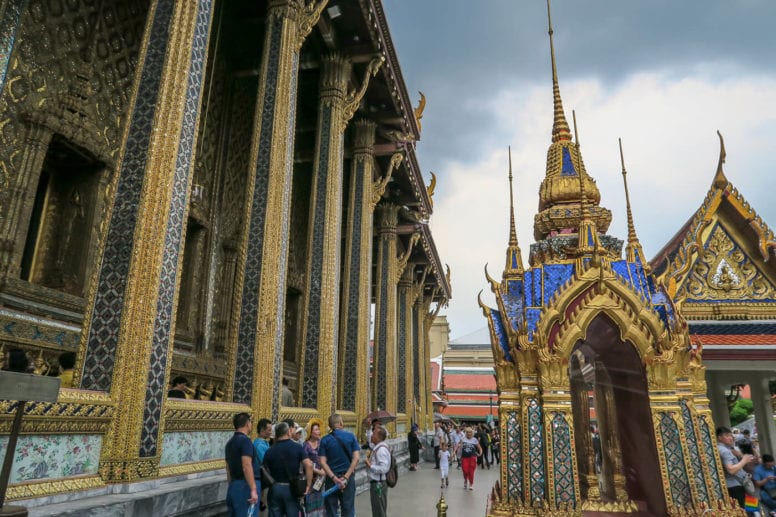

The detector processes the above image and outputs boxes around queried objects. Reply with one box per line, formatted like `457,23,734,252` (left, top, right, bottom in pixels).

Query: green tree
730,398,754,426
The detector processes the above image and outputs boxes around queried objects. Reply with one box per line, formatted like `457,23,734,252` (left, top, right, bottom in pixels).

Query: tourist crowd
717,426,776,516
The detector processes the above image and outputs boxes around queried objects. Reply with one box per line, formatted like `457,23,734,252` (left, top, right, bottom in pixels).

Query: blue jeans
324,477,355,517
227,479,253,517
268,483,301,517
762,488,776,511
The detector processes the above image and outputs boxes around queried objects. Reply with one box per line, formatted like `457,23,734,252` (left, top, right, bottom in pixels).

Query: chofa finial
713,130,729,189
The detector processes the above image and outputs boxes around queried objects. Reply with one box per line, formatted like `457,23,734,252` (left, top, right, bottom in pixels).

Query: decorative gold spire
576,144,599,256
713,130,729,189
547,0,571,143
504,146,524,277
533,1,612,242
508,146,518,246
620,138,646,265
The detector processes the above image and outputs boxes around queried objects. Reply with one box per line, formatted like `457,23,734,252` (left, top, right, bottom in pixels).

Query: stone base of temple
486,498,746,517
16,438,410,516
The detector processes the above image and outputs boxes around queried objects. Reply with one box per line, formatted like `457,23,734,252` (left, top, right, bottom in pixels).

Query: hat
306,417,325,440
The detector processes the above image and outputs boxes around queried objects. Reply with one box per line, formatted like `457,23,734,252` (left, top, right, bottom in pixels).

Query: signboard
0,371,60,402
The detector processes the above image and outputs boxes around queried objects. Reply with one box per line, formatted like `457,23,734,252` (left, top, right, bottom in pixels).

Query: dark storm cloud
383,0,776,171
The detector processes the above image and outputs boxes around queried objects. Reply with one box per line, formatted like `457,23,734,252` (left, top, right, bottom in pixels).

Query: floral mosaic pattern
506,411,522,501
160,431,232,466
0,434,101,483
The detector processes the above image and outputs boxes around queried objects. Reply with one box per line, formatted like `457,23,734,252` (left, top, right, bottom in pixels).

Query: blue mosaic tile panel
139,0,213,458
699,417,725,500
611,260,632,287
533,269,542,306
543,264,574,305
659,412,691,507
81,0,175,392
375,240,390,410
506,411,523,502
561,147,576,176
301,105,334,409
0,0,24,93
679,401,709,504
489,309,511,361
527,399,545,504
524,270,534,307
397,293,407,413
232,15,284,405
526,308,541,343
342,159,367,412
551,412,576,506
503,279,524,332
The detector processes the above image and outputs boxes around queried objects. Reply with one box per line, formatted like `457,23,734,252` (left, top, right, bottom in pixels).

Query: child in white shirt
438,442,450,488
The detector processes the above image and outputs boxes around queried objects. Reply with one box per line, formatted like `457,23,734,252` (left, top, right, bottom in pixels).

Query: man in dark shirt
263,421,313,516
224,412,258,517
319,413,361,517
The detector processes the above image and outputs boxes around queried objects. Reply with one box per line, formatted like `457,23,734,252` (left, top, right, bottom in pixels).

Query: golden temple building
0,0,449,512
481,3,748,516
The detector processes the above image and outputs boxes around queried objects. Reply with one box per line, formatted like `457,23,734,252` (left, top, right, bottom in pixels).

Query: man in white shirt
365,427,391,517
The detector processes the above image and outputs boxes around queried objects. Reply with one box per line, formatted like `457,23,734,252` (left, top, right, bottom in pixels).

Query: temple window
19,134,103,298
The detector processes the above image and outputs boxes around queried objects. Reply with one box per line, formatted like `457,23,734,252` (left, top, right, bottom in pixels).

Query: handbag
767,486,776,499
284,462,307,498
741,473,757,497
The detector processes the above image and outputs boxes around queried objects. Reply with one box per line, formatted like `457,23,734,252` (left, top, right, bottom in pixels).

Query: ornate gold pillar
396,262,415,416
422,291,439,429
298,54,382,417
373,202,400,414
412,292,426,427
541,384,579,510
649,392,693,510
227,0,325,419
77,0,214,480
338,121,398,419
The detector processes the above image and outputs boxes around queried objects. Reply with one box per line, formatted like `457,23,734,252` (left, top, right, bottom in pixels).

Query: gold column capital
376,201,400,233
320,53,351,103
269,0,327,50
353,119,377,153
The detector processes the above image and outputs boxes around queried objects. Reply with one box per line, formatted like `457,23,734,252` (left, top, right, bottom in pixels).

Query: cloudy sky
381,0,776,340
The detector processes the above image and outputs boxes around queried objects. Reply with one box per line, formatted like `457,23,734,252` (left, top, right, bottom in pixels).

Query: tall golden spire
504,146,524,277
619,138,647,265
547,0,571,143
533,1,611,242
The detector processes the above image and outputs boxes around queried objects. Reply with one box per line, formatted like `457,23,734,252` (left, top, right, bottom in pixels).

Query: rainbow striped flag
743,493,760,512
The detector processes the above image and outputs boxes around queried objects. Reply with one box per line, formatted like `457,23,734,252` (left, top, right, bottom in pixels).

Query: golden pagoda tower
481,2,738,515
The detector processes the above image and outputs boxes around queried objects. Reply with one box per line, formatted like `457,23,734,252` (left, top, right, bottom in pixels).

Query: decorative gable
680,223,776,303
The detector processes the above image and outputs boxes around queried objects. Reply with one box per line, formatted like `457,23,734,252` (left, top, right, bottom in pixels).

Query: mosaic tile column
298,54,351,414
0,0,25,95
396,264,415,415
338,119,376,415
421,293,436,429
77,0,214,481
411,299,422,424
227,0,325,419
373,202,400,413
298,54,382,417
650,397,692,510
541,391,578,509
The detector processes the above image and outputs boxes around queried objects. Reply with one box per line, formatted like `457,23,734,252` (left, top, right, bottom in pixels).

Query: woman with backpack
460,427,483,490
